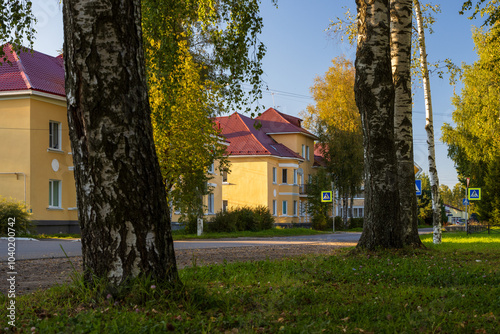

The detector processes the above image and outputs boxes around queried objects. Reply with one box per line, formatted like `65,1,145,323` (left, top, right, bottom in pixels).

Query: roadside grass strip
1,233,498,333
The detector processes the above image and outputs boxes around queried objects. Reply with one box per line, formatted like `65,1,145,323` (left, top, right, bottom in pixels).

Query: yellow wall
0,98,31,203
0,93,78,226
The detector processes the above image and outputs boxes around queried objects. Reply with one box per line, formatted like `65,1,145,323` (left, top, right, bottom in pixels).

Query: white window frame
207,193,215,214
293,200,297,216
282,200,288,216
49,121,62,151
293,169,298,185
48,179,62,209
208,163,215,174
306,145,310,161
272,167,277,184
302,144,305,158
273,200,277,216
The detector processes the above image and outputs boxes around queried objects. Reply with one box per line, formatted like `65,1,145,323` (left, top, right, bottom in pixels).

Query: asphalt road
0,229,433,260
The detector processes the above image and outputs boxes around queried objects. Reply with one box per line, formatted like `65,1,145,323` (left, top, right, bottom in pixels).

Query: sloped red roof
216,112,304,159
255,107,317,139
0,44,65,97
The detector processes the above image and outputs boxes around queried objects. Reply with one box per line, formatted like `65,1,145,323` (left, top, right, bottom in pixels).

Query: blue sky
29,0,484,188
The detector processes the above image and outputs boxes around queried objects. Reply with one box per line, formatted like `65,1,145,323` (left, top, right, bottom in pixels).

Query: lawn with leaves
1,233,499,333
172,227,332,240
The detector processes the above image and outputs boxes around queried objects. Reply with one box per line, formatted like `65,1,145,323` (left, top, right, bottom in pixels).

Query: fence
467,221,500,235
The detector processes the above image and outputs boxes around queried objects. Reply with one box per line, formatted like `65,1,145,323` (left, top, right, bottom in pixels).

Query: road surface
0,229,433,260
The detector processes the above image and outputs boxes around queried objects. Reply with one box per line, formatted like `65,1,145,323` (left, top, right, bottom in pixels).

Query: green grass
1,233,499,333
172,227,332,240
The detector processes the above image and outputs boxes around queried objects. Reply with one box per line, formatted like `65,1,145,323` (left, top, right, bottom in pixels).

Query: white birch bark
414,0,442,244
391,0,422,247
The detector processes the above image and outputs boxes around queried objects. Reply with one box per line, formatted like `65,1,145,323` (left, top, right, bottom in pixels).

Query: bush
206,206,275,233
178,214,204,234
0,197,33,235
348,218,364,229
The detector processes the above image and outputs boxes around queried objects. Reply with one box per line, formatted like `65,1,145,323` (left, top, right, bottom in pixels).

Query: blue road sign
321,191,332,203
463,198,469,206
468,188,481,200
415,179,422,196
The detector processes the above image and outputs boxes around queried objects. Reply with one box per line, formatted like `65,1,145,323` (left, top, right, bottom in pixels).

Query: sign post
321,190,334,232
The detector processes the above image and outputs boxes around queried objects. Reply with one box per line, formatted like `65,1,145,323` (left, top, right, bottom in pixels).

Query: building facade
0,45,78,233
216,108,320,225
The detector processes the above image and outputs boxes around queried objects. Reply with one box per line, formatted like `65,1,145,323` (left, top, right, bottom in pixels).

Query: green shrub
0,197,33,235
206,206,275,233
348,217,364,229
311,214,329,231
178,214,203,234
253,205,274,230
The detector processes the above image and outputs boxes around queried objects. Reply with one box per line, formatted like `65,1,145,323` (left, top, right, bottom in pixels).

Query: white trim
68,207,78,211
279,192,300,196
68,166,74,171
278,163,299,168
208,182,217,187
0,89,66,103
47,148,64,154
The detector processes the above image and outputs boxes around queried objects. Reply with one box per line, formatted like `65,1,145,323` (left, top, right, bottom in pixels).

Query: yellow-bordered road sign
468,188,481,200
321,191,333,202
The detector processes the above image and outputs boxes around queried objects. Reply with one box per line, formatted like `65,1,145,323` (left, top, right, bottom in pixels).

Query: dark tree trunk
62,0,178,285
355,0,403,249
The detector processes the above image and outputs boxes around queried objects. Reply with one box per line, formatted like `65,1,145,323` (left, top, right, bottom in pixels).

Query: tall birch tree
355,0,403,249
63,0,178,286
414,0,441,244
391,0,422,247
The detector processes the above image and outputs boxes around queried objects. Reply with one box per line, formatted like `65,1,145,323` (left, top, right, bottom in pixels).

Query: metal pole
332,181,335,233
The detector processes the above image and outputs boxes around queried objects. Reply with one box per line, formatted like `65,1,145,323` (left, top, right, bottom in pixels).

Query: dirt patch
1,243,354,296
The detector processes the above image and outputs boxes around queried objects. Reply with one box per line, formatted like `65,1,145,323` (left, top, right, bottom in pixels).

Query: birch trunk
390,0,422,247
414,0,441,244
62,0,179,285
355,0,402,249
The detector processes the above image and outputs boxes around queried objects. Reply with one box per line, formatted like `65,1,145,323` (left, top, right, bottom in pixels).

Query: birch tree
414,0,441,244
391,0,421,247
63,0,178,286
355,0,403,249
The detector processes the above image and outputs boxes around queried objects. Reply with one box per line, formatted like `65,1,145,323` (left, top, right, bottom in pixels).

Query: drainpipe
0,172,27,206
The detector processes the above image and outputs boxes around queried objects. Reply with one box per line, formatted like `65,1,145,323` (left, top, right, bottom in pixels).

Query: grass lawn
172,227,332,240
2,232,499,333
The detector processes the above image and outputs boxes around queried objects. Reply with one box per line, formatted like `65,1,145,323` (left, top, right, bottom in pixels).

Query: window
306,146,310,161
293,200,297,216
273,200,277,216
302,144,305,158
174,207,181,215
223,200,228,212
208,163,214,174
308,174,312,183
222,171,228,183
207,193,215,214
282,200,288,216
282,169,288,184
359,208,364,217
293,169,298,185
49,121,61,150
49,180,61,208
354,208,358,218
272,167,277,184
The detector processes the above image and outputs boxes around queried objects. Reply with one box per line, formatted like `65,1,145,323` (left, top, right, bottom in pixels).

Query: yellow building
216,108,320,225
0,44,78,233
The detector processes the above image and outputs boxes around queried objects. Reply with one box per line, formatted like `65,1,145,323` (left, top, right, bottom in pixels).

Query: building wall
0,93,78,233
0,97,31,204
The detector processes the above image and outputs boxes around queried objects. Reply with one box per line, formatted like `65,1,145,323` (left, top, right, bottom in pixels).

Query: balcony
299,184,310,195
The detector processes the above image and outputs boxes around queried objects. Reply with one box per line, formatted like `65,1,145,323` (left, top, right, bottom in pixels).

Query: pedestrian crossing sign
321,191,333,202
468,188,481,200
415,179,422,196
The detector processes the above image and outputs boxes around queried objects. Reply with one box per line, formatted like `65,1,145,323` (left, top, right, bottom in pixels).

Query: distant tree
142,0,269,219
442,25,500,223
301,56,363,227
306,168,333,231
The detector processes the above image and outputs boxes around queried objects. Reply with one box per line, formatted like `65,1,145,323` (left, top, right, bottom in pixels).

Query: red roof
0,44,65,97
256,107,317,138
216,108,317,159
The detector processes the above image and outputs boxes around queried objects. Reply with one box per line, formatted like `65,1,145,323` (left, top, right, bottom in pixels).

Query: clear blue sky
29,0,484,188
